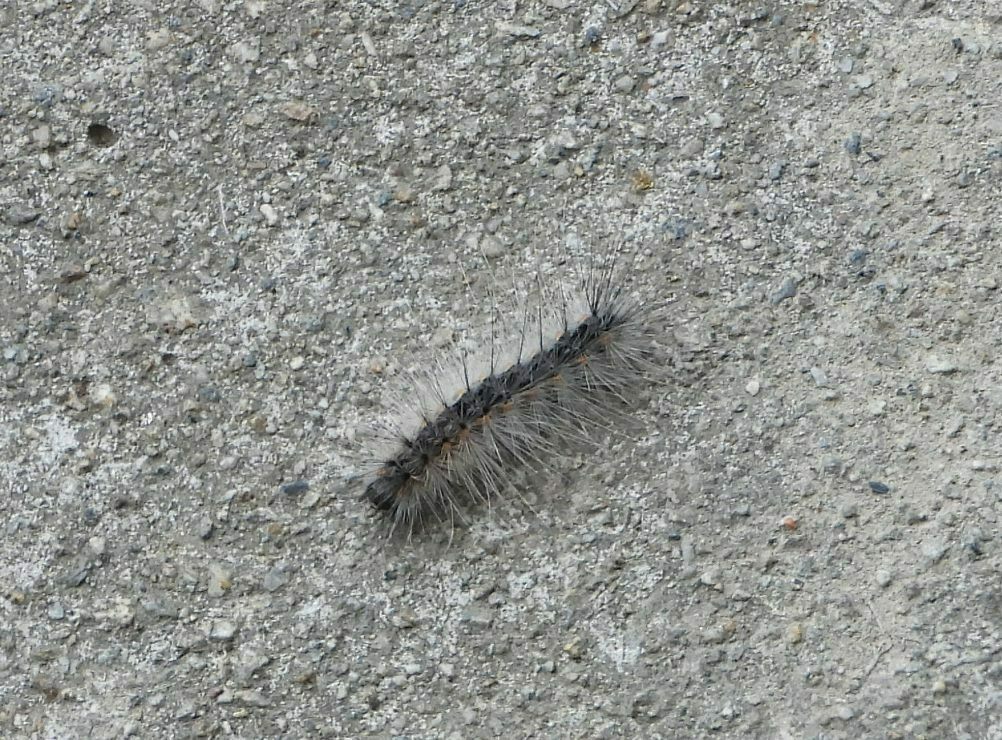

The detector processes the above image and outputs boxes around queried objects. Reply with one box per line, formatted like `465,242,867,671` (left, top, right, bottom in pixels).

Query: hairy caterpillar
359,253,663,536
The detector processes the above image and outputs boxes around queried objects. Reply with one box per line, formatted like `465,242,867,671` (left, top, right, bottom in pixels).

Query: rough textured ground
2,1,1001,738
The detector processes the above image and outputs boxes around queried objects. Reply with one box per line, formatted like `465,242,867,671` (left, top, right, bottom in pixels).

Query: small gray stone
33,83,63,107
207,563,232,598
230,39,260,63
262,564,290,592
197,517,214,540
835,705,856,721
770,278,798,304
210,620,238,641
146,28,171,51
2,345,27,363
260,203,278,226
461,605,494,629
281,480,309,496
904,508,928,525
845,133,862,155
699,569,722,589
432,164,453,191
235,689,270,707
614,75,635,93
651,30,672,48
97,36,116,56
390,607,419,629
922,542,948,567
926,355,957,374
853,74,874,89
809,367,828,387
141,594,180,620
732,503,751,518
481,235,505,258
703,621,736,644
963,530,985,558
62,555,92,587
496,21,540,38
823,457,844,475
31,125,50,147
681,138,704,157
723,199,746,215
235,650,271,682
6,205,41,225
786,623,804,644
197,386,221,403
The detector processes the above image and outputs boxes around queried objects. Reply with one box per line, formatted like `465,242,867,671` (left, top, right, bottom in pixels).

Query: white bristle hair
358,248,664,537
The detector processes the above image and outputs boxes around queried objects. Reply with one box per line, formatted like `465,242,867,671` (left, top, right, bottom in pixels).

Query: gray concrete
2,1,1000,737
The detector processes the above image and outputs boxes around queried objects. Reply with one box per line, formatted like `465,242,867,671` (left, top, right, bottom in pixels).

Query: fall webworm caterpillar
357,245,665,538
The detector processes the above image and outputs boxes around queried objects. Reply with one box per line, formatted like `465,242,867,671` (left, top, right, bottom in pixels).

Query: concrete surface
1,0,1001,737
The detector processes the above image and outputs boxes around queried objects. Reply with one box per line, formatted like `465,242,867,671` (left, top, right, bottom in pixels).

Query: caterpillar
358,253,664,537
